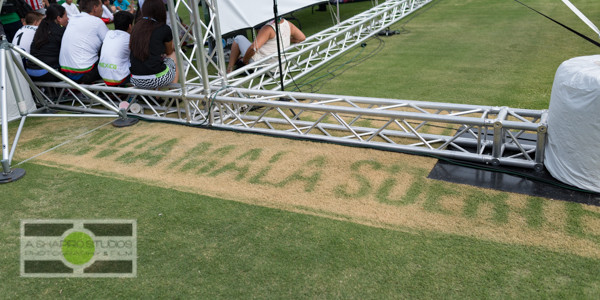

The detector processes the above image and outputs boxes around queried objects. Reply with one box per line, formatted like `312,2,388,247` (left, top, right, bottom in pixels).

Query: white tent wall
216,0,325,35
0,54,36,123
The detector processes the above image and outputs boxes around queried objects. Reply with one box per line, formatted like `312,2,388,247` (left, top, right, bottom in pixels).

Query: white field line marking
15,121,114,166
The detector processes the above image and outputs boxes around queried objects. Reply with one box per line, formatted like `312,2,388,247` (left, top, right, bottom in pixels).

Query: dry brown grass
12,118,600,258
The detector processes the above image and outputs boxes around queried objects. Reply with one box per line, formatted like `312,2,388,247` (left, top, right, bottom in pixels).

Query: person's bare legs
167,51,179,84
227,41,241,73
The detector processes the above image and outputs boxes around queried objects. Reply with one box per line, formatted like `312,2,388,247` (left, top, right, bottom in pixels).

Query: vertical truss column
150,0,230,89
202,0,228,86
492,107,508,165
166,0,227,122
535,111,548,171
166,0,190,122
179,0,227,88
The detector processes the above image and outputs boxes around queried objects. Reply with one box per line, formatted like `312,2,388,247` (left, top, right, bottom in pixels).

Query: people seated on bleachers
100,0,114,23
129,0,178,89
13,11,45,54
113,0,135,14
59,0,108,83
26,4,68,82
98,11,133,86
62,0,80,17
227,18,306,73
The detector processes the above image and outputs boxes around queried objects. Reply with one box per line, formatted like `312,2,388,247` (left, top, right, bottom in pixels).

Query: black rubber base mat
428,160,600,206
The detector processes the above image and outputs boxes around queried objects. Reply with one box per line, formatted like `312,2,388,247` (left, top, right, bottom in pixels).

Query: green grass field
3,163,599,298
2,0,600,298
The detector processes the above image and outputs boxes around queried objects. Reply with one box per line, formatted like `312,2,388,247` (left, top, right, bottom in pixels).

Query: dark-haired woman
26,4,69,82
129,0,178,89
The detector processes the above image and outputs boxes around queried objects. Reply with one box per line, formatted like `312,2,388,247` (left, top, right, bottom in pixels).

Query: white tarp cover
217,0,324,34
545,55,600,193
0,53,36,123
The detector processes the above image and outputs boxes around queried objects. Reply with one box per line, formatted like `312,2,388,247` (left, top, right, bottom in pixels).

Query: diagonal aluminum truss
162,0,434,93
223,0,433,90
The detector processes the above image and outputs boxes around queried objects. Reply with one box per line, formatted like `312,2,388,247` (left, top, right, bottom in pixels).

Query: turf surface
3,0,600,298
2,163,600,298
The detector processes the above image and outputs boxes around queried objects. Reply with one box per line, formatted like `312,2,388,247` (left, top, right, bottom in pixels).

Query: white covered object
545,55,600,193
0,53,37,123
216,0,324,34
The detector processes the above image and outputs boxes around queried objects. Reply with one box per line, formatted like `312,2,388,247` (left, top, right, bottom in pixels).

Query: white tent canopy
216,0,325,35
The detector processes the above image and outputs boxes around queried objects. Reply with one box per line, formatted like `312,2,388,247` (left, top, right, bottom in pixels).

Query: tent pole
272,0,285,91
0,37,26,183
1,43,10,174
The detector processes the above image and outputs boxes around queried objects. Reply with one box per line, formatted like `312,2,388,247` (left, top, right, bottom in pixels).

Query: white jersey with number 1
13,25,38,54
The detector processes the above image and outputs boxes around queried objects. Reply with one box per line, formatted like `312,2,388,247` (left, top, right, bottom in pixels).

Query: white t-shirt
13,25,37,54
62,2,80,17
98,30,131,84
253,20,291,63
59,12,109,72
102,5,114,21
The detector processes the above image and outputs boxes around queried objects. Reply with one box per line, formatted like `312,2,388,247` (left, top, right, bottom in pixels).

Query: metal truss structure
214,88,548,170
29,83,548,171
1,0,550,183
142,0,436,93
